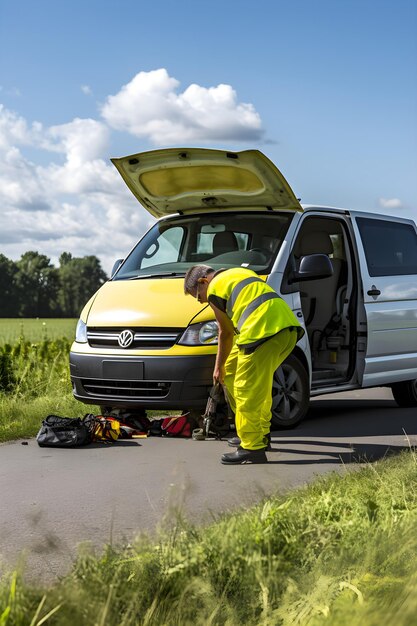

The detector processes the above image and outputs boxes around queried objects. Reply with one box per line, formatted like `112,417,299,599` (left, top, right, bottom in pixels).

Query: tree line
0,251,108,318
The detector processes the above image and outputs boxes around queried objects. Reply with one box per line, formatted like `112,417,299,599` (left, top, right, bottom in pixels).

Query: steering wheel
249,248,269,262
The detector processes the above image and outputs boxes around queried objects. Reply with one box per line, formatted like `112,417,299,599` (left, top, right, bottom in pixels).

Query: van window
197,231,249,255
141,226,184,268
112,211,293,280
356,218,417,276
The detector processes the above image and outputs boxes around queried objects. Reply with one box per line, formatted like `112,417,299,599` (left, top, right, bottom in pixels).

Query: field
0,318,77,344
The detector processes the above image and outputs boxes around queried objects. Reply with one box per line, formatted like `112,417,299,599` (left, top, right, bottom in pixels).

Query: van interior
290,216,357,388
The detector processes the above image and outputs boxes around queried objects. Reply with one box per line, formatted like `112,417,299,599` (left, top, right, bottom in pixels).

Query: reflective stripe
237,292,280,331
226,277,264,316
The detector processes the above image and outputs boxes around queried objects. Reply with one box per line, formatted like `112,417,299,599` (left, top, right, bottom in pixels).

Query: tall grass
0,336,97,441
0,451,416,625
0,319,86,441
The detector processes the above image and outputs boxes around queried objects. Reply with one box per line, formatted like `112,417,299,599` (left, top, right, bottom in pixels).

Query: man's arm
210,304,235,384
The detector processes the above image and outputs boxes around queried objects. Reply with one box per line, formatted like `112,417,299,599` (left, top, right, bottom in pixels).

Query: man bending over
184,265,304,464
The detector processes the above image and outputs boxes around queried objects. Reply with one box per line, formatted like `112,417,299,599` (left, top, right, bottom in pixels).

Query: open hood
111,148,302,218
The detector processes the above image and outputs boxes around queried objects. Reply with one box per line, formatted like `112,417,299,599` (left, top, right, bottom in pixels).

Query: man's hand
213,364,225,385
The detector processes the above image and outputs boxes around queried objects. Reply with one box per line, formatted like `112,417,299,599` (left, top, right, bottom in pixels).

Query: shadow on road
268,398,417,465
266,442,411,464
280,399,416,437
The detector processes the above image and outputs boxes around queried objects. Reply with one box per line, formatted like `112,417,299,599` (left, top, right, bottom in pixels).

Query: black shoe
228,433,271,450
221,447,268,464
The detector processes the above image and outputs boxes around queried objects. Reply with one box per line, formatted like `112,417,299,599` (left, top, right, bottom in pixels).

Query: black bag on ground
36,415,93,447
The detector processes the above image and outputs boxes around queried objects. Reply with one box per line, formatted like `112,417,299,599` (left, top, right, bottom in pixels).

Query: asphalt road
1,387,416,583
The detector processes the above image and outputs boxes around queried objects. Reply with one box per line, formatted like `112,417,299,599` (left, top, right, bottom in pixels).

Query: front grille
87,327,183,349
81,378,171,398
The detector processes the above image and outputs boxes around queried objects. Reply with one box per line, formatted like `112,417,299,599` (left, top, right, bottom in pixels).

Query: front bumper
70,352,215,410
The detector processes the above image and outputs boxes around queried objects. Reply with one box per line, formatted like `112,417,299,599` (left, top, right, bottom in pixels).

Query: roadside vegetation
0,450,416,625
0,320,98,441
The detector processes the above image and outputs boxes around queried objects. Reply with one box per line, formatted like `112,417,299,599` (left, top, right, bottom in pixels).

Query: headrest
213,231,239,255
298,231,333,256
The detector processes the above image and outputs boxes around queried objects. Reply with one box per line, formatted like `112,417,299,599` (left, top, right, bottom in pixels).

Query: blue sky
1,0,416,273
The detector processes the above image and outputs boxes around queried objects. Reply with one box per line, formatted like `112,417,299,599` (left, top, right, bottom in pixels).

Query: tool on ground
192,383,230,440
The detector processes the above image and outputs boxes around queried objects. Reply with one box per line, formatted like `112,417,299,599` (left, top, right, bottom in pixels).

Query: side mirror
289,253,333,283
111,258,124,278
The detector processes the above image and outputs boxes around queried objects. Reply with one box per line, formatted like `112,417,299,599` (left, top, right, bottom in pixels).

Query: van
69,148,417,427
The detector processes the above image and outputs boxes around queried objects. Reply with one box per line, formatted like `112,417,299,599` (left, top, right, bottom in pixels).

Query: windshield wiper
127,272,185,280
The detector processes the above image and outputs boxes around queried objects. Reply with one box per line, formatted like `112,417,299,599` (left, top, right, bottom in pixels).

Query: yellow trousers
223,328,298,450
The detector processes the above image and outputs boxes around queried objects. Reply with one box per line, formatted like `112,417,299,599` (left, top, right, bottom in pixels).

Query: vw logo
118,329,134,348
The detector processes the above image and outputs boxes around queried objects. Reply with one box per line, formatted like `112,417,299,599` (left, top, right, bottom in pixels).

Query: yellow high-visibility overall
224,329,297,449
208,268,304,450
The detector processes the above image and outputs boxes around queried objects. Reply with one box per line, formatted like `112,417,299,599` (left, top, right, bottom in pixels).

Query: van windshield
113,211,293,280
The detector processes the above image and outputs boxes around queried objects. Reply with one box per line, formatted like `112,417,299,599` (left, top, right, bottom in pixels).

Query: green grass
0,335,99,441
0,392,99,442
0,319,77,345
0,451,416,625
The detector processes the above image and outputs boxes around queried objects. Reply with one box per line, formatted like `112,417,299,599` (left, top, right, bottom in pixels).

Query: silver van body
270,206,417,396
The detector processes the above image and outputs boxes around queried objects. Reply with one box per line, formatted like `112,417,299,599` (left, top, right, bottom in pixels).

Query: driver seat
296,231,343,345
212,231,239,255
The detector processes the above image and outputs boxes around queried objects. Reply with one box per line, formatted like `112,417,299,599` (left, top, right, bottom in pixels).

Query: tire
270,354,309,429
391,380,417,407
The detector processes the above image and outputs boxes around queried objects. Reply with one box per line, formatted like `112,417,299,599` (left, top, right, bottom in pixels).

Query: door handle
367,286,381,297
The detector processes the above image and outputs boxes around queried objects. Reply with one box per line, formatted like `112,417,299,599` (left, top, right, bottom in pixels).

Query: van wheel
271,354,309,429
391,380,417,407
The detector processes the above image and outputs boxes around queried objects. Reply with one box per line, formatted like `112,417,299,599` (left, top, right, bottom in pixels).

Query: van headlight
178,321,218,346
75,319,88,343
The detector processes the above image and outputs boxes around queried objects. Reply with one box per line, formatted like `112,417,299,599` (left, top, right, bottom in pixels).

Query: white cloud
38,118,117,196
45,118,109,162
0,104,32,149
101,68,263,144
0,104,147,273
81,85,92,96
378,197,403,209
0,70,265,272
0,147,49,211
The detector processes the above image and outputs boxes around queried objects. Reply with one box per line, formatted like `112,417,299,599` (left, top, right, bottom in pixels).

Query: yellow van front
70,274,220,410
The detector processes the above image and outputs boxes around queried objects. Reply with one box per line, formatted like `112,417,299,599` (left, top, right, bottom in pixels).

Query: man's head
184,265,214,303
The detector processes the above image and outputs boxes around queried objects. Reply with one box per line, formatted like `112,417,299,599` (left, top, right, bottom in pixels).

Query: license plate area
102,361,144,380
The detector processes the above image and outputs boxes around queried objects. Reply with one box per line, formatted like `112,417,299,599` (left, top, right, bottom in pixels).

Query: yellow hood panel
86,279,211,327
111,148,302,218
